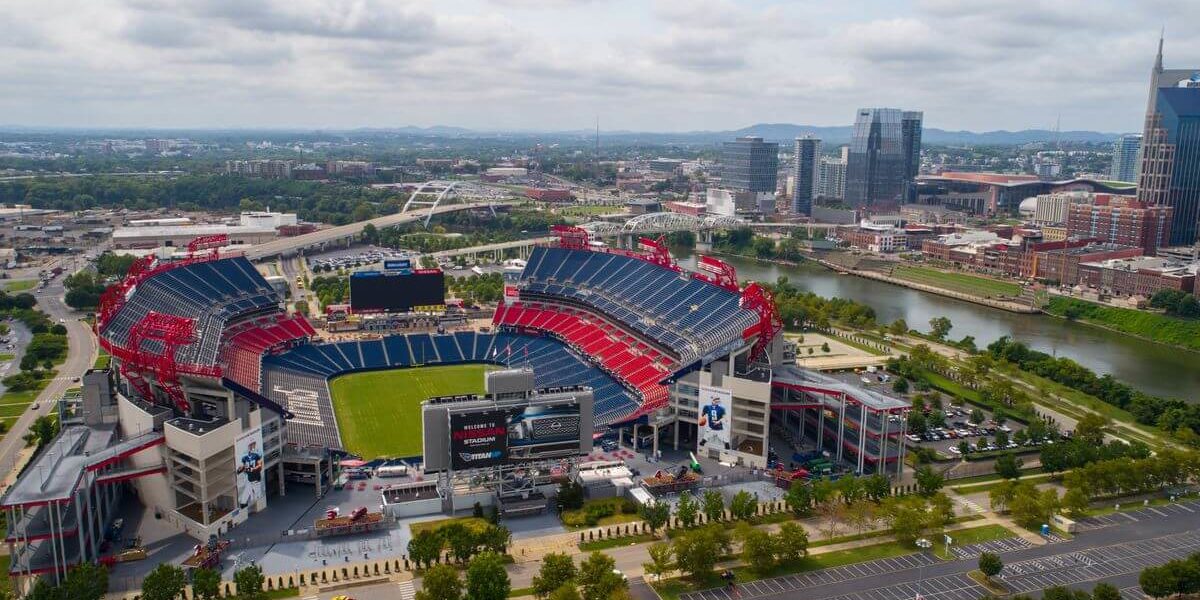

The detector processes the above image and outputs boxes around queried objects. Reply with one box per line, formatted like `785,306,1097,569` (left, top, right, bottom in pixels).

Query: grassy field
892,265,1021,298
1045,297,1200,352
409,516,492,536
3,280,36,293
329,364,492,458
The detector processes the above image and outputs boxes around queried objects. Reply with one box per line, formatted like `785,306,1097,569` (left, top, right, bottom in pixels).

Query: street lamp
915,538,933,600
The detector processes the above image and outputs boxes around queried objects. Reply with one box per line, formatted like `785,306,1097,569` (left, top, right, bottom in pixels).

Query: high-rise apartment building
1137,37,1200,246
720,136,780,194
1110,133,1143,183
792,136,820,216
845,108,923,208
818,146,848,200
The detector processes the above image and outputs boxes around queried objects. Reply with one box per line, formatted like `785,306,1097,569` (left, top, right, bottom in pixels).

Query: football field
328,364,492,458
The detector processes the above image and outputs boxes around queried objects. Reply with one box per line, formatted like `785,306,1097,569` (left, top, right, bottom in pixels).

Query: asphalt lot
678,498,1200,600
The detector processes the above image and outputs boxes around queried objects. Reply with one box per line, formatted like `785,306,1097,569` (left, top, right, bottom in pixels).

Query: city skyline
2,0,1198,132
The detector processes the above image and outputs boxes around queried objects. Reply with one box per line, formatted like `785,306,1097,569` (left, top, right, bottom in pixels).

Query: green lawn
93,353,111,369
409,516,492,537
938,524,1014,558
892,266,1021,298
3,280,36,293
1045,297,1200,352
579,533,660,551
0,354,14,362
329,364,493,458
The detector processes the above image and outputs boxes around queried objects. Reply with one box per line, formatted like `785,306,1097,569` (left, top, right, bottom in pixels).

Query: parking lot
949,536,1033,560
998,529,1200,594
1073,499,1200,532
679,553,940,600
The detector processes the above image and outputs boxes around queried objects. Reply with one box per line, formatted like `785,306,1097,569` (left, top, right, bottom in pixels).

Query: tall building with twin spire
1137,36,1200,246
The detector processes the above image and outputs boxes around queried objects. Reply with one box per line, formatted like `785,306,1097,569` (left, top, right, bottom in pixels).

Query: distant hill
587,123,1125,146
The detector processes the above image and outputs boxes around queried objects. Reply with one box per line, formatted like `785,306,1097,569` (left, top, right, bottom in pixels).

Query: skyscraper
1110,133,1143,183
720,136,780,194
818,146,848,200
845,108,923,208
1137,36,1200,246
792,136,820,216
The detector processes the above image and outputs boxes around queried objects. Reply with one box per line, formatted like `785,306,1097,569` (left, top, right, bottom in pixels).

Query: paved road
244,202,511,260
0,257,98,478
679,499,1200,600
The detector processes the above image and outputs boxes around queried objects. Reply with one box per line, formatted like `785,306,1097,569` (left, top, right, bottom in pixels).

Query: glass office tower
845,108,922,208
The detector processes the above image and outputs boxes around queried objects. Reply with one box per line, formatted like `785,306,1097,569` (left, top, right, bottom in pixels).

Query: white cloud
0,0,1191,132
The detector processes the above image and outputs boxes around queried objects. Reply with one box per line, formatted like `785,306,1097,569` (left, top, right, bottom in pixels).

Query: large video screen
447,402,583,470
349,269,444,313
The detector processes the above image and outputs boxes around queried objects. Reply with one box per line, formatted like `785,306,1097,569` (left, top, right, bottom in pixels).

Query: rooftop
112,224,277,238
773,365,909,411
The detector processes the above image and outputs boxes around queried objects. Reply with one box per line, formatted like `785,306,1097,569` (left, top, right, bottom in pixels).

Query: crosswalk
397,580,416,600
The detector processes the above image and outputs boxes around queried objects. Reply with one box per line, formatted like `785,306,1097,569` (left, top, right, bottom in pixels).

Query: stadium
1,228,909,590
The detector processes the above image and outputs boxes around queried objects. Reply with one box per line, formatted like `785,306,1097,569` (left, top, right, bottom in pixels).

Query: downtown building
1110,133,1143,183
792,136,820,216
1065,193,1173,255
818,147,849,200
1137,38,1200,247
719,136,780,216
845,108,923,209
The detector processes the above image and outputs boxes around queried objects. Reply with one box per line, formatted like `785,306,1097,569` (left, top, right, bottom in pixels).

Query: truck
314,506,386,538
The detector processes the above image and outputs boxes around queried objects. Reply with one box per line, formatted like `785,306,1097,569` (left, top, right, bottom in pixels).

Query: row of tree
407,521,512,569
1140,551,1200,599
528,552,631,600
987,336,1200,443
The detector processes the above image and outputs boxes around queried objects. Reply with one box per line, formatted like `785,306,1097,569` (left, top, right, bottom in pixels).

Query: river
678,253,1200,402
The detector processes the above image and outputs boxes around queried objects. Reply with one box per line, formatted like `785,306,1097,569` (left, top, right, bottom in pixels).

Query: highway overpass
244,202,504,260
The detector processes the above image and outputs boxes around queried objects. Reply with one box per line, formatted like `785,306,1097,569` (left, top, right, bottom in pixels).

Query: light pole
915,537,932,600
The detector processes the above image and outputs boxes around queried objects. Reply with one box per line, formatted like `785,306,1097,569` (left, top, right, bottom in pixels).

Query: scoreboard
349,268,445,313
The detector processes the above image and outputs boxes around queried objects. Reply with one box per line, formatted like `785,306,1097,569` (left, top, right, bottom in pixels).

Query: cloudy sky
2,0,1196,132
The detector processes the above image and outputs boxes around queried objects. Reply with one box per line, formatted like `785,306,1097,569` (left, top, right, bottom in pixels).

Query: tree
557,480,585,510
1062,488,1090,517
676,491,699,527
702,489,725,522
978,552,1003,580
863,474,891,503
547,586,582,600
889,318,909,336
442,522,477,563
673,525,730,581
776,522,809,563
409,529,444,569
995,454,1023,480
893,378,910,393
737,525,777,575
1140,565,1175,599
234,565,266,600
191,568,221,600
25,580,58,600
643,542,676,582
62,561,109,600
929,316,953,340
969,408,985,425
989,480,1018,513
729,490,758,520
640,501,670,534
533,553,577,599
1092,583,1121,600
417,564,463,600
845,500,876,535
466,552,510,600
929,493,956,525
1074,414,1110,446
914,465,944,497
881,496,930,546
478,524,511,554
577,552,626,600
785,481,813,517
141,564,187,600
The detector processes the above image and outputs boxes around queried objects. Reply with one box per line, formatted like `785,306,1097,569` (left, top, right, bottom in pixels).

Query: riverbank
1043,296,1200,354
807,256,1039,314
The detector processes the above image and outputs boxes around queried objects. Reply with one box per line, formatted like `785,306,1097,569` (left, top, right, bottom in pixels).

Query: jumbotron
0,227,909,590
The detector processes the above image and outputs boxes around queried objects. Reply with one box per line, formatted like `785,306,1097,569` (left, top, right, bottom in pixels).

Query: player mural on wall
697,385,731,451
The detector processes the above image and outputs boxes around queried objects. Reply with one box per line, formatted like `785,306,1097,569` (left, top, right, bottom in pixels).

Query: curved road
0,260,98,479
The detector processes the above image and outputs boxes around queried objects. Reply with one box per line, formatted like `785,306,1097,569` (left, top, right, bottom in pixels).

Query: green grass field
3,280,36,293
892,265,1021,298
328,364,492,458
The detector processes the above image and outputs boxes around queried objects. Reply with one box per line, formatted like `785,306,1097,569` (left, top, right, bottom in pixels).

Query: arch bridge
400,180,498,228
